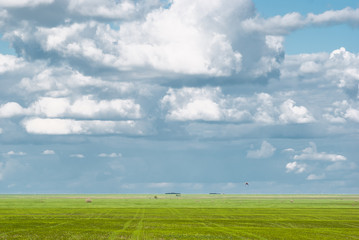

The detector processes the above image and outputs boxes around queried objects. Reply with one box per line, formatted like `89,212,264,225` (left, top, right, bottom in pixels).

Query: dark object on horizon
245,182,249,186
165,192,181,195
209,193,221,194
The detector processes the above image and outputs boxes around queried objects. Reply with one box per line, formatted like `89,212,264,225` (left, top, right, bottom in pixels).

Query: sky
0,0,358,194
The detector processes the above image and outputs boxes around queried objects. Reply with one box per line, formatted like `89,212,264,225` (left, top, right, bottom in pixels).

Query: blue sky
0,0,358,194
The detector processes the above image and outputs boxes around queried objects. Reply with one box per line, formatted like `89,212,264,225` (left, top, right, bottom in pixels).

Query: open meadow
0,194,358,239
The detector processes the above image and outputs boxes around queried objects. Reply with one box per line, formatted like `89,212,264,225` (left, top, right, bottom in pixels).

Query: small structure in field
86,198,92,203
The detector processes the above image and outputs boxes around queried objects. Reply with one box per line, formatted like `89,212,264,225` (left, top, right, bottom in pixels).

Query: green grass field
0,194,358,239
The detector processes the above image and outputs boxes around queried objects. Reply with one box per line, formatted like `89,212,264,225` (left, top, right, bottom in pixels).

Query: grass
0,194,358,239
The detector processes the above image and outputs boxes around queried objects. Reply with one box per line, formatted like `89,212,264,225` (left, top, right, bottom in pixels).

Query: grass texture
0,194,358,239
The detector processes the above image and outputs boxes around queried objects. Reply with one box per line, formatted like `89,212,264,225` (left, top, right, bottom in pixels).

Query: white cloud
162,87,222,121
247,141,276,159
42,149,55,155
20,0,287,78
6,151,26,156
285,161,307,173
18,66,137,97
162,88,318,125
242,7,359,35
0,128,3,134
293,142,346,162
0,54,25,74
324,100,359,123
253,93,276,124
0,0,53,8
242,12,305,35
281,48,359,99
68,0,136,19
22,118,147,135
0,102,26,118
299,61,321,74
162,87,252,122
70,154,84,158
279,99,315,124
69,96,141,119
308,7,359,26
282,148,295,153
98,153,122,158
1,96,141,120
345,108,359,122
306,173,325,180
34,8,242,76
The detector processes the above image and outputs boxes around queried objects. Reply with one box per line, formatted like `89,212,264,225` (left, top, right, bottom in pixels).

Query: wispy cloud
247,141,276,159
98,153,122,158
70,154,85,158
42,149,55,155
294,142,346,162
6,151,26,156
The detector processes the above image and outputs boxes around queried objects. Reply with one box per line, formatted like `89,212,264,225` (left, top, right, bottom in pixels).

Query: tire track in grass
197,208,269,240
130,209,145,240
108,209,141,240
0,209,77,237
170,208,248,239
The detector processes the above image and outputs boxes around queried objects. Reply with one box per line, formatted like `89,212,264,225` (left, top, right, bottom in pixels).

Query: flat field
0,194,358,239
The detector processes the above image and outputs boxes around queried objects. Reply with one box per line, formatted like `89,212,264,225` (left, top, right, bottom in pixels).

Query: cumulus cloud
3,0,287,79
33,14,242,76
161,88,277,122
98,153,122,158
42,149,55,155
293,142,346,162
0,0,54,8
286,161,307,173
17,66,138,98
247,141,276,159
323,100,359,123
281,48,359,99
31,96,141,119
0,96,141,119
0,54,25,73
0,102,26,118
162,87,316,125
162,87,223,121
345,108,359,122
279,99,315,124
22,118,147,135
253,93,276,124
